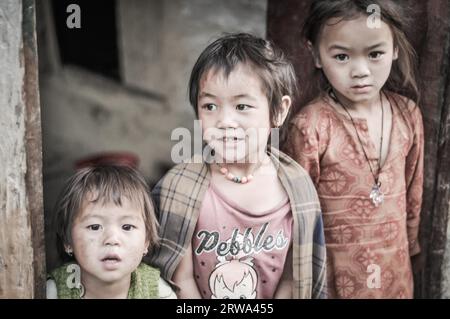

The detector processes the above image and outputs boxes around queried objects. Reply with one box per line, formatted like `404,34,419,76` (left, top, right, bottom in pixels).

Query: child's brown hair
189,33,298,128
53,165,159,261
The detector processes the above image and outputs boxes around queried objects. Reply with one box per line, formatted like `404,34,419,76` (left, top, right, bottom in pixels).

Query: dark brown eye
334,54,349,62
236,104,252,111
122,224,135,231
369,51,384,59
203,104,217,111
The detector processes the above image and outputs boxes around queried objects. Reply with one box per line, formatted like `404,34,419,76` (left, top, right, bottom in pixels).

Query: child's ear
393,46,399,60
143,240,150,256
275,96,292,127
307,41,322,68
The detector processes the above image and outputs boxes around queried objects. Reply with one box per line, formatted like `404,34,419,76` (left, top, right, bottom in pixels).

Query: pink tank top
192,184,293,299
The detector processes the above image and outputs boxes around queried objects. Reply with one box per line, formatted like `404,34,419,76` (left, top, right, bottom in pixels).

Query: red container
75,152,139,169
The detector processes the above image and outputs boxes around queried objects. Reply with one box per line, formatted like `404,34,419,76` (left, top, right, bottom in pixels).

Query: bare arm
273,245,293,299
172,242,202,299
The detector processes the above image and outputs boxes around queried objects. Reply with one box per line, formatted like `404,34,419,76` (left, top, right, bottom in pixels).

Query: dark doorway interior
52,0,120,80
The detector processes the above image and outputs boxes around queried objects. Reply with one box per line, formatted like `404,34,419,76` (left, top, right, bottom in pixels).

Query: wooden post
412,0,450,299
0,0,45,298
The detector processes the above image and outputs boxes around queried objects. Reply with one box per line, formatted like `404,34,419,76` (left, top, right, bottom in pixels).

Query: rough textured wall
118,0,267,115
117,0,164,95
437,29,450,297
0,0,34,298
442,206,450,298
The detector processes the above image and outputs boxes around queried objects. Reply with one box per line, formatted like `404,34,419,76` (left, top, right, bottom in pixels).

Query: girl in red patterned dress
284,0,424,298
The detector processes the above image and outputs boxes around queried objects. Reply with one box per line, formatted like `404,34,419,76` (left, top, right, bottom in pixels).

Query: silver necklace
329,90,385,207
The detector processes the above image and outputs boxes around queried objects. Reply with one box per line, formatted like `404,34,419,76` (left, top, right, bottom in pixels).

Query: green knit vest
49,263,160,299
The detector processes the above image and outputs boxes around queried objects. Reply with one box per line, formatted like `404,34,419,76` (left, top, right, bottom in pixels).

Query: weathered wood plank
0,0,44,298
413,0,450,299
23,0,46,299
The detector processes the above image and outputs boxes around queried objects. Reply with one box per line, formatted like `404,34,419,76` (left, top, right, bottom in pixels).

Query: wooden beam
23,0,46,299
0,0,44,298
414,0,450,299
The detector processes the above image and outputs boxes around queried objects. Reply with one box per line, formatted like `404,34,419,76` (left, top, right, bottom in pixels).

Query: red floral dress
285,92,424,298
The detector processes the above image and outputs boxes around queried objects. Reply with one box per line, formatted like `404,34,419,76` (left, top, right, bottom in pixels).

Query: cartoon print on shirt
195,223,289,299
209,233,258,299
209,258,258,299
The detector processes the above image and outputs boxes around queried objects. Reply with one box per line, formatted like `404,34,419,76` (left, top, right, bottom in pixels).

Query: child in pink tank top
150,33,327,299
193,184,292,298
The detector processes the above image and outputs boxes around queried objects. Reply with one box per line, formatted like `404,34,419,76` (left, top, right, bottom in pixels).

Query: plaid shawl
149,147,327,298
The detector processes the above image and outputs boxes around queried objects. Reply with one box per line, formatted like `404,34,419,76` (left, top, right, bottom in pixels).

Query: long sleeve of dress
284,107,328,187
404,104,425,256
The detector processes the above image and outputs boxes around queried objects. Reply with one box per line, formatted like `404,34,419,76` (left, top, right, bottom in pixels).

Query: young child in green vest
47,165,176,299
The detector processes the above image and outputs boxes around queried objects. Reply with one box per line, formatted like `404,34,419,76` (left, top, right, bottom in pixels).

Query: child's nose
217,106,238,129
351,58,370,78
103,228,120,246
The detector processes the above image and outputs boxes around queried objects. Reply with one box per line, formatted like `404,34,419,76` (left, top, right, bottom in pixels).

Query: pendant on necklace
369,182,384,207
